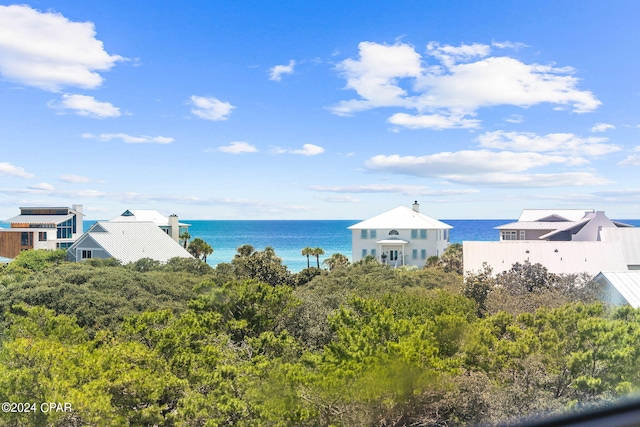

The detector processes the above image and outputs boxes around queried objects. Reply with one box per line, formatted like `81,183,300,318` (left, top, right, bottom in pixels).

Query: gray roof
517,209,594,222
5,213,74,225
71,221,193,264
463,241,628,276
594,271,640,308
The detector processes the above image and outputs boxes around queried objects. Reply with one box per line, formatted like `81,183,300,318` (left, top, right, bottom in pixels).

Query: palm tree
201,242,213,262
301,247,313,269
311,247,325,268
179,231,191,249
323,253,349,271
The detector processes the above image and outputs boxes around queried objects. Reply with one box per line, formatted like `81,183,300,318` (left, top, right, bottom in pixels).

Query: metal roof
517,209,593,222
110,209,190,227
349,206,452,230
594,271,640,308
463,241,628,276
600,227,640,266
495,221,581,231
71,221,193,264
5,213,74,225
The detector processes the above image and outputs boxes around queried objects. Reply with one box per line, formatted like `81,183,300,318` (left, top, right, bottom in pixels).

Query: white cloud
364,150,611,187
82,133,174,144
590,123,615,132
316,195,360,203
269,60,296,81
477,131,621,157
618,155,640,167
216,141,258,154
59,173,92,183
330,41,601,128
50,94,120,118
0,162,34,178
291,144,325,156
492,40,529,50
189,95,235,121
310,184,478,196
388,112,481,130
0,5,124,91
504,114,524,123
30,182,55,191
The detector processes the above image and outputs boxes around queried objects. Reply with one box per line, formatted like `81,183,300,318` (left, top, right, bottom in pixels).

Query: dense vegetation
0,246,637,427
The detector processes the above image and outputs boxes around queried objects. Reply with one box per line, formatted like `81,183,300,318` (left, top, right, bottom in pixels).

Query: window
20,232,33,246
411,230,418,239
370,230,377,238
389,250,398,261
420,229,427,239
57,218,74,239
520,230,526,240
502,231,517,241
81,250,92,259
361,230,368,239
57,242,72,249
371,249,376,257
412,249,418,260
444,229,449,241
361,249,367,258
38,232,47,241
388,230,399,236
421,249,427,260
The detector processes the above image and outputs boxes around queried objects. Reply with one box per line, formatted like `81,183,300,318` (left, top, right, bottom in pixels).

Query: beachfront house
68,221,193,264
463,208,639,276
110,209,190,243
0,205,84,258
349,201,452,268
495,209,633,241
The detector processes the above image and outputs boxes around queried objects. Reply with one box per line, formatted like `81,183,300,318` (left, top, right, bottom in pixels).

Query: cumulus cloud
216,141,258,154
590,123,615,132
0,162,34,178
82,133,174,144
190,95,235,121
618,152,640,166
0,5,124,91
269,60,296,81
477,131,621,157
49,94,121,118
291,144,325,156
330,41,600,129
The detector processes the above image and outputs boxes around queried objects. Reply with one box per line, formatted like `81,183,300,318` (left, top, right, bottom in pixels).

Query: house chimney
412,201,419,213
169,214,179,242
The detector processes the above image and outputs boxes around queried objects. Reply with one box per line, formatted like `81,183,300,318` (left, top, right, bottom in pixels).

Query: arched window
389,230,399,235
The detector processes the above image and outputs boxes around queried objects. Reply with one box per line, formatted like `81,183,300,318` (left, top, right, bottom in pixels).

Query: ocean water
84,219,640,272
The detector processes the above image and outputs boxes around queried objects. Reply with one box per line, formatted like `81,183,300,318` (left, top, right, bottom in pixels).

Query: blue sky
1,1,640,220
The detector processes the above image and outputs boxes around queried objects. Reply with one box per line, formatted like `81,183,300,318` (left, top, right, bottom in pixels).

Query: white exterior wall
351,228,450,267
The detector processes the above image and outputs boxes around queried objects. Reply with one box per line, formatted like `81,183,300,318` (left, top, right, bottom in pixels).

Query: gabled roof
111,209,189,227
71,221,193,264
517,209,594,222
348,206,452,230
463,241,628,276
594,271,640,308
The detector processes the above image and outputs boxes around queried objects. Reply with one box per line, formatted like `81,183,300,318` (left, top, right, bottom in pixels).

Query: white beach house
463,208,639,276
0,205,84,258
110,209,191,243
349,202,452,268
68,221,193,264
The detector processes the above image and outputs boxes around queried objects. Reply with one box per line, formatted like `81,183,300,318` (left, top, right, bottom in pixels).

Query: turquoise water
83,219,640,272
